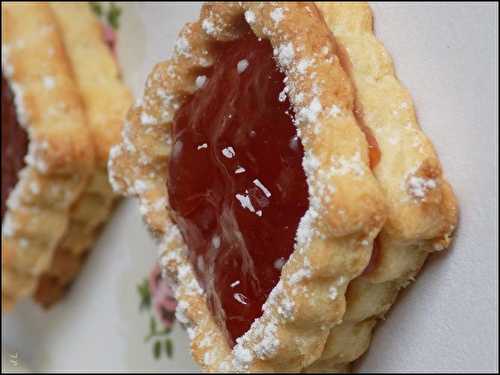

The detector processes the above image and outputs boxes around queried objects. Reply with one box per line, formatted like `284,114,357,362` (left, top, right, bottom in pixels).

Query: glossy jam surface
167,30,309,345
2,74,29,219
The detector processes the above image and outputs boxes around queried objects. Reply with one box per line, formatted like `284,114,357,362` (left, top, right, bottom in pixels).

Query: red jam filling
2,74,29,220
167,29,309,345
353,107,380,169
361,124,381,169
362,235,381,276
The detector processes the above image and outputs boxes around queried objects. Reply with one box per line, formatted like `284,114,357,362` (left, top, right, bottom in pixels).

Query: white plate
2,2,498,373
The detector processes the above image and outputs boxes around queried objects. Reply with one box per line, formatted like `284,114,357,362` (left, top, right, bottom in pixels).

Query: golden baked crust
49,2,132,166
109,2,386,371
31,2,132,307
2,2,131,310
1,2,94,172
1,2,94,310
33,169,117,307
306,2,458,371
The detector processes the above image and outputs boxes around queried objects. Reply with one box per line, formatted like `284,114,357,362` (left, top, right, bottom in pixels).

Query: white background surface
2,2,498,373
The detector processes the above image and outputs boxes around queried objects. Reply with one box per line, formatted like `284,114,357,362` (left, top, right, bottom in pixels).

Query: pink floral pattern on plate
149,264,177,329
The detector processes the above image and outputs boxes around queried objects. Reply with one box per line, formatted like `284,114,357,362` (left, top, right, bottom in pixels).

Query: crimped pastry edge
49,2,133,167
29,2,133,307
33,168,116,307
1,2,94,310
307,2,458,371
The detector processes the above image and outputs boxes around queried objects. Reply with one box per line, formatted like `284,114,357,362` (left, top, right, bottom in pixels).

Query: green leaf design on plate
138,268,176,360
89,2,122,31
137,278,151,311
107,3,122,30
150,316,157,334
165,339,174,358
89,2,102,16
153,340,161,360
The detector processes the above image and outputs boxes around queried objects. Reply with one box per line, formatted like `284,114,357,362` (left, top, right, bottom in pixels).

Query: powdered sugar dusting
297,58,313,74
293,148,323,249
244,10,256,24
153,197,167,211
140,111,158,126
9,82,29,127
233,344,254,364
407,176,437,199
203,351,215,366
197,143,208,150
108,145,124,192
278,86,288,102
328,105,342,117
235,191,256,213
1,45,13,74
274,42,295,67
222,146,235,158
159,224,185,261
270,8,284,24
273,257,285,270
42,75,55,90
253,179,271,197
276,294,294,319
174,36,191,57
176,300,190,324
133,179,149,194
195,75,207,88
29,181,40,195
237,59,249,73
297,97,323,124
295,206,317,249
1,215,17,237
234,309,281,363
202,19,216,35
331,151,364,176
25,141,49,173
288,261,312,285
253,320,279,358
263,281,295,320
329,286,338,300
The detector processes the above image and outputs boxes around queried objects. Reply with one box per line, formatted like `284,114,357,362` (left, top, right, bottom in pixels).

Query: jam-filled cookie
2,2,94,310
109,2,387,372
305,2,458,372
1,2,132,310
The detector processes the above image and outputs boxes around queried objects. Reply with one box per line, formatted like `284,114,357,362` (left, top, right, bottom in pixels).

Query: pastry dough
1,2,94,310
49,2,132,166
2,2,132,309
305,2,458,372
33,2,132,307
33,169,117,306
109,2,386,372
